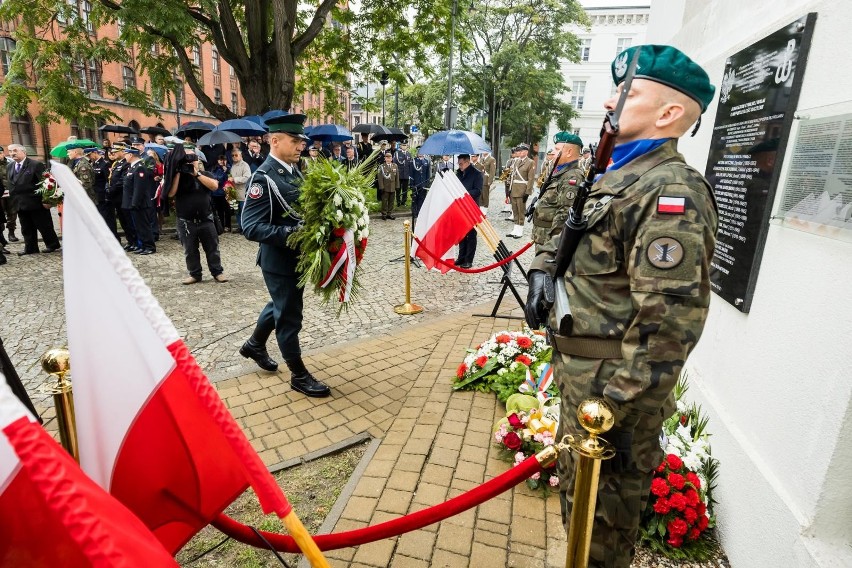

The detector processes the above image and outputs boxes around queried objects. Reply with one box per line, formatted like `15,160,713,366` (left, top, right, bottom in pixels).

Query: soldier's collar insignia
248,183,264,199
647,236,684,269
278,169,284,174
657,196,686,214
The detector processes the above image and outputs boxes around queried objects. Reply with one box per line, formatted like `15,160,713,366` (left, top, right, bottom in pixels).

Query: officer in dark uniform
393,141,413,206
88,147,115,236
123,146,156,255
239,114,331,398
107,143,134,248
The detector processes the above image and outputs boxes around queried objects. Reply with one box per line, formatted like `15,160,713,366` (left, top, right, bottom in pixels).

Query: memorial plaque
704,13,816,312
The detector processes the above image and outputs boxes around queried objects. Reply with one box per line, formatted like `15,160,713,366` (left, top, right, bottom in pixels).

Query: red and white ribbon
319,229,356,302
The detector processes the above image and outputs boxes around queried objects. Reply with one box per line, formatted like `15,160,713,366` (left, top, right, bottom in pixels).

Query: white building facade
546,1,651,147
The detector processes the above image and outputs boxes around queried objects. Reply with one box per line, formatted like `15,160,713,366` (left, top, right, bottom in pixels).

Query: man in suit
6,144,61,256
239,114,330,398
0,145,17,244
455,154,483,268
343,146,360,170
356,133,373,163
244,140,267,173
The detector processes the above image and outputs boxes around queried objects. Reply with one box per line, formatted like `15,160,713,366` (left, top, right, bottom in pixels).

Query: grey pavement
0,191,534,424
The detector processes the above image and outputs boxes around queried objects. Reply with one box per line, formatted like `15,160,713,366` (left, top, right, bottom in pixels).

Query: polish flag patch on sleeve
657,196,686,214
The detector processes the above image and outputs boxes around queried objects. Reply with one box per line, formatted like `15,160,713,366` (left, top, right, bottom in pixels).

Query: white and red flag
0,380,178,566
51,162,292,554
411,171,484,272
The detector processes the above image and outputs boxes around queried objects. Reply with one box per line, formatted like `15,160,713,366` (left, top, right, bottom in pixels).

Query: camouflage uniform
531,139,718,567
73,157,97,203
531,159,585,250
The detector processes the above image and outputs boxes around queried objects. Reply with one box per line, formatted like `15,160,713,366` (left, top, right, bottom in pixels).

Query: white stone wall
647,1,852,566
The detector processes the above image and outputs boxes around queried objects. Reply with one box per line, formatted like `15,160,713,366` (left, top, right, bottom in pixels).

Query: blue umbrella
218,118,267,137
261,109,289,121
144,143,169,160
419,129,491,156
308,124,353,142
243,115,267,128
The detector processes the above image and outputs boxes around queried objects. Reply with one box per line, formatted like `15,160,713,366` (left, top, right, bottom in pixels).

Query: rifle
540,47,642,336
525,150,562,222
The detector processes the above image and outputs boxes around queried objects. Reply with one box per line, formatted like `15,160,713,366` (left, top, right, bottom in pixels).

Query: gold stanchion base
394,303,423,315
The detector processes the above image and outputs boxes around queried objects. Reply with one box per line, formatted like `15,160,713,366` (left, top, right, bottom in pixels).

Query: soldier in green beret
68,143,97,203
530,132,585,251
525,44,719,567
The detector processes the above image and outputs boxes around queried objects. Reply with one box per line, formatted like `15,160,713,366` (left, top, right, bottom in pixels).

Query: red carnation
456,363,467,379
503,431,522,450
651,477,670,497
360,237,368,249
507,413,523,430
683,506,698,525
475,355,489,368
516,335,532,349
668,492,687,512
666,453,683,470
680,414,688,426
653,497,671,514
496,333,511,344
667,472,686,490
697,502,707,516
656,461,666,473
515,354,532,366
332,227,346,237
697,515,709,531
685,489,700,507
687,527,701,541
667,518,688,537
666,536,683,548
686,472,701,489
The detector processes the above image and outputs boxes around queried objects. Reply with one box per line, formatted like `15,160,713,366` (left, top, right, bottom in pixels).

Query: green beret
611,44,715,112
553,131,583,147
266,113,310,140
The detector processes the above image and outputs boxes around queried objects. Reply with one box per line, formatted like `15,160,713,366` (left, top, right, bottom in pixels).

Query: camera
185,153,198,163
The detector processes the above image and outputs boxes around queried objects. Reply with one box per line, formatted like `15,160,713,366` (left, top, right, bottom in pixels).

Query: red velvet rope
412,236,533,273
211,454,543,552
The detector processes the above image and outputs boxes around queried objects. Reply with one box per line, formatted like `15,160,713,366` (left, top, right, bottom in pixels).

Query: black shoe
0,248,8,255
8,235,19,242
0,255,6,265
136,248,155,255
124,244,137,251
18,251,38,256
381,215,387,220
459,263,472,269
41,246,61,253
388,215,396,220
290,373,331,398
239,340,278,372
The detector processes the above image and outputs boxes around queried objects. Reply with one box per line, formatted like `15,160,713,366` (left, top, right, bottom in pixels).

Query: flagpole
40,347,78,462
283,511,330,568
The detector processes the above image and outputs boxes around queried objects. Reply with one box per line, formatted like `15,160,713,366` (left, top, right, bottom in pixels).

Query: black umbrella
196,128,243,146
174,120,216,140
352,124,392,135
99,124,139,135
139,126,171,136
371,127,407,143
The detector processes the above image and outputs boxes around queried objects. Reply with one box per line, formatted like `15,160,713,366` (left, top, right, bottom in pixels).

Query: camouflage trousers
553,350,667,568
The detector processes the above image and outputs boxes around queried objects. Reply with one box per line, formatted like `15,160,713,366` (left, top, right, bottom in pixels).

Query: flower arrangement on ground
36,171,63,207
639,376,720,560
287,157,374,310
454,328,554,402
493,392,560,492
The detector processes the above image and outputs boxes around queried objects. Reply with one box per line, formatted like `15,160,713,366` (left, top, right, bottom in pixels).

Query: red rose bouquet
493,393,560,492
36,171,63,207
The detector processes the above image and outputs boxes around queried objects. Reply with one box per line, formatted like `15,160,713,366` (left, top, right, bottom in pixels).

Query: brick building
0,11,349,160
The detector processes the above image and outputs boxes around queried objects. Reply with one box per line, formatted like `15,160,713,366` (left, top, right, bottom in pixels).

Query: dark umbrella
139,126,171,137
308,124,353,142
371,127,408,143
218,118,267,137
174,120,216,140
196,128,243,146
99,124,139,135
419,129,491,156
261,110,289,121
352,124,392,135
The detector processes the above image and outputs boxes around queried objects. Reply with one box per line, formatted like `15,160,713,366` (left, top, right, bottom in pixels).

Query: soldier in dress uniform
507,143,535,238
239,113,331,398
530,133,585,251
69,143,96,203
377,151,399,220
480,151,497,212
410,148,431,227
393,141,413,206
122,146,156,255
525,45,718,568
501,147,519,215
106,144,132,246
88,147,115,236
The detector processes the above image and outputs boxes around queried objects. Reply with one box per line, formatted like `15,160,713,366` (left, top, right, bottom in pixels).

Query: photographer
166,145,229,284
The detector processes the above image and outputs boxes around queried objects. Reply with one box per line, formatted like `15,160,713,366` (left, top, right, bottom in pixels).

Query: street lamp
380,70,389,125
444,0,459,129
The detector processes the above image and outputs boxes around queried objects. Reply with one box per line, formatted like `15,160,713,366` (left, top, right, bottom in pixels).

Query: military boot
286,358,331,398
239,338,278,372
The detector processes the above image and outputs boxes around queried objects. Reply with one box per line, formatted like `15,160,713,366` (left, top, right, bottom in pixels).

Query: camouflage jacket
73,157,96,202
531,159,585,248
531,139,718,429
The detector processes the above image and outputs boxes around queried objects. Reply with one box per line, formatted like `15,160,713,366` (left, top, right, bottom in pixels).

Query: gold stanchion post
564,398,616,568
40,347,78,462
394,220,423,315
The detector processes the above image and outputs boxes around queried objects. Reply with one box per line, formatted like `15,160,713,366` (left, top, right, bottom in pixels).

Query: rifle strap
552,334,622,359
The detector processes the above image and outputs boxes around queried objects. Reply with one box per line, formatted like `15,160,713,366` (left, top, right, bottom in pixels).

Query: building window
75,64,88,91
192,45,201,67
229,65,234,78
88,59,101,95
122,66,136,90
214,88,221,104
128,120,140,133
80,0,94,34
616,37,632,56
150,44,159,55
10,113,35,147
353,115,361,126
570,80,586,110
174,80,185,110
0,37,16,77
71,121,96,141
230,92,238,114
211,48,220,74
579,38,591,62
196,97,204,111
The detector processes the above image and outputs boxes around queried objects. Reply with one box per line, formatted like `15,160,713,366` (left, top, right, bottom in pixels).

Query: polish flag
0,380,178,567
412,171,483,272
51,163,292,554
